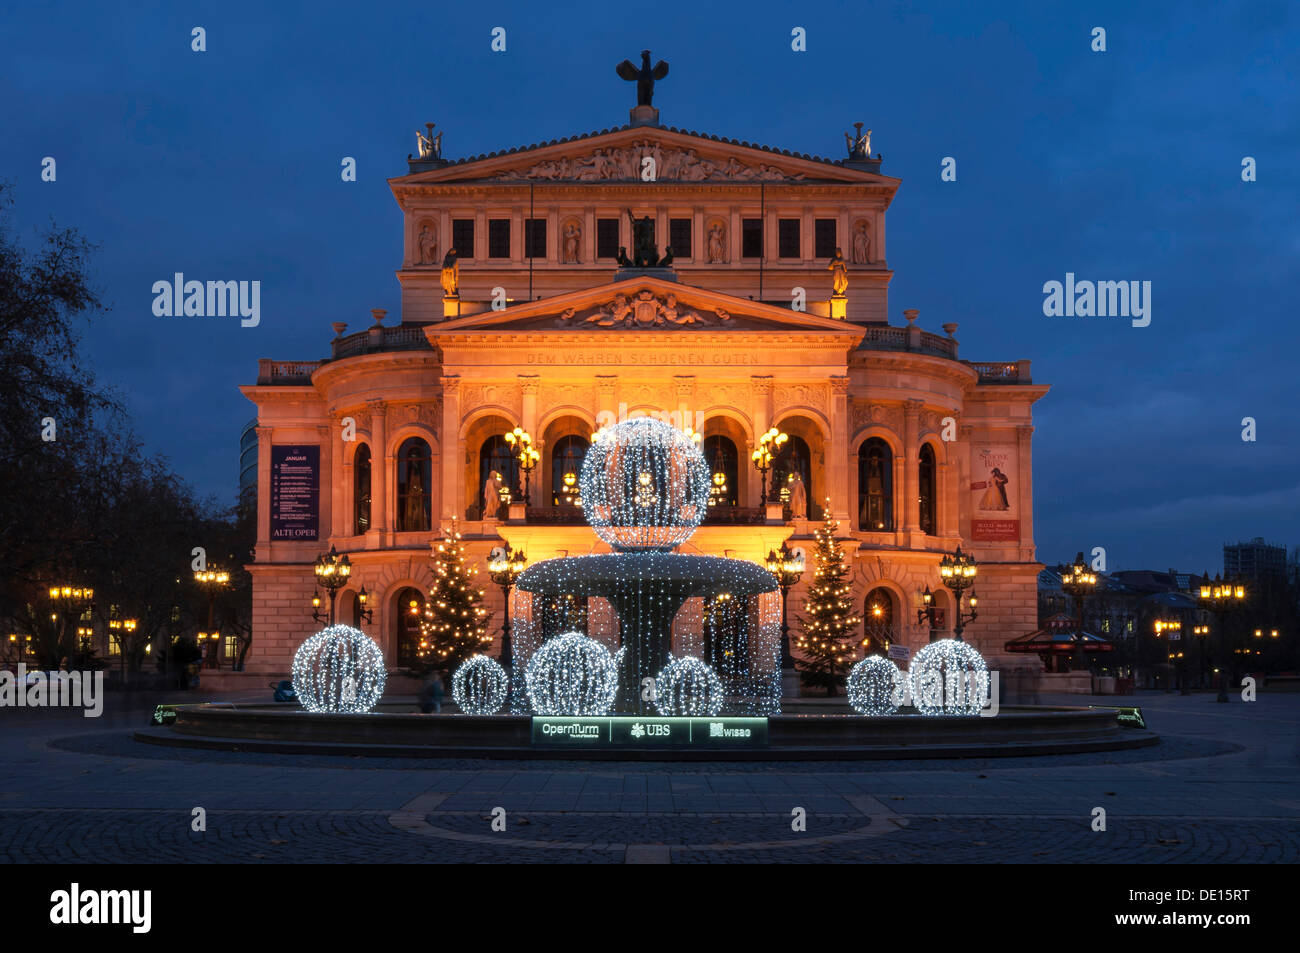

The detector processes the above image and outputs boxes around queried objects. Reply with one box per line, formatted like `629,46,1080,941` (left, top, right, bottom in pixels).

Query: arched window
479,435,520,510
396,438,432,532
551,435,589,506
353,444,372,535
773,435,811,517
702,435,738,507
858,438,893,531
863,587,895,656
919,443,937,536
395,587,424,667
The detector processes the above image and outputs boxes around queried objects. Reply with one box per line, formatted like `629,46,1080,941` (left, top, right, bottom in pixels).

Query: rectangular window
108,637,121,656
452,219,474,259
669,218,692,259
525,218,546,259
596,218,619,259
778,219,801,258
742,218,763,258
814,218,837,258
488,219,511,258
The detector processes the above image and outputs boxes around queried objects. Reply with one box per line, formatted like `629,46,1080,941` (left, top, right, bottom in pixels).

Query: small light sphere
654,655,724,716
580,417,711,551
291,624,386,713
909,639,989,716
847,655,906,715
525,632,618,715
452,654,509,714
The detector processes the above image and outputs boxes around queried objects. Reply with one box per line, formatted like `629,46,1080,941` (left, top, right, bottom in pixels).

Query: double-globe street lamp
938,547,978,641
311,546,351,625
1198,573,1247,703
765,542,805,670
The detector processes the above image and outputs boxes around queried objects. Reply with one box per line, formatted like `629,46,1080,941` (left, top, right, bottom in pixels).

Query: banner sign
270,445,320,541
532,716,768,747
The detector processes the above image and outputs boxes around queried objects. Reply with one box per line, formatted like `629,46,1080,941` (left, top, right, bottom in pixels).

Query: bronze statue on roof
616,50,669,106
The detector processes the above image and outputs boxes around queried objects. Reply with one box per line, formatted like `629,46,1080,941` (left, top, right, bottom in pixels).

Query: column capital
673,375,696,398
903,398,924,416
440,375,461,397
1017,423,1035,441
830,375,850,395
366,398,388,413
595,375,618,394
751,375,774,395
517,374,541,396
254,425,273,439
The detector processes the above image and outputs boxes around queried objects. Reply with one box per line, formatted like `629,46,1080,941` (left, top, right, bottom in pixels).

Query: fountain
513,417,781,715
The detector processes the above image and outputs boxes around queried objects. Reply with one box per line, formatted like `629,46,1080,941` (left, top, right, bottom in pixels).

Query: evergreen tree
795,507,862,695
417,519,492,673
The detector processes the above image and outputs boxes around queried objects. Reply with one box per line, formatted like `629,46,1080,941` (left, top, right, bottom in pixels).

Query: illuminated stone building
239,87,1048,683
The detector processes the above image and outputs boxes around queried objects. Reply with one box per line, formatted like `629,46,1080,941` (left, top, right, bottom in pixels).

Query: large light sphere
847,655,906,715
452,654,509,715
580,417,711,552
654,655,724,716
291,624,386,713
524,632,618,715
909,639,989,716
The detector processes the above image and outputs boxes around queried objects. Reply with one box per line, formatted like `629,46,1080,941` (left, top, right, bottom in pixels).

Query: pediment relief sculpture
556,291,732,329
495,141,806,182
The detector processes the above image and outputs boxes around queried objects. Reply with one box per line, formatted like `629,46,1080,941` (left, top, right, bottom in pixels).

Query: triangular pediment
427,277,866,339
391,126,896,187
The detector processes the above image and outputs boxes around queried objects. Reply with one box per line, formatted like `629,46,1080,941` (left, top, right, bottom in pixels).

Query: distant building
1223,537,1286,584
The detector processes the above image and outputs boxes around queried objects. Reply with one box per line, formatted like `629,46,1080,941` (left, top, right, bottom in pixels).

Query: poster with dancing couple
970,445,1019,541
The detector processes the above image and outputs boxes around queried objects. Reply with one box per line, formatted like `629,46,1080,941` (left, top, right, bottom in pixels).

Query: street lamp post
1198,573,1247,703
1058,552,1098,671
311,546,352,625
193,568,230,668
48,585,95,668
766,543,805,669
916,585,940,642
488,547,527,670
750,427,788,505
938,547,978,641
1192,623,1209,689
1153,619,1184,692
503,428,540,505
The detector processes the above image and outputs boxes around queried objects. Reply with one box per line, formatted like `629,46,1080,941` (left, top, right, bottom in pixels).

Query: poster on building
969,444,1019,541
271,445,320,541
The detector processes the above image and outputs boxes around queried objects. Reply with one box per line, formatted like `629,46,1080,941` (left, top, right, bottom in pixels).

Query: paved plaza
1,692,1296,863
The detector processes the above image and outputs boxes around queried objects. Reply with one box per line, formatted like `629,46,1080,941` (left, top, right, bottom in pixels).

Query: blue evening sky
3,0,1296,574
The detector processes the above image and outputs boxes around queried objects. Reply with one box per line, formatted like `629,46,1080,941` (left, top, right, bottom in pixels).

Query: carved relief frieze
494,141,807,182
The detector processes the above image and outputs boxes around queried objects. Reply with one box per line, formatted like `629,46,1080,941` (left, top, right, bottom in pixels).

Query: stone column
903,399,923,541
519,375,540,436
318,424,334,543
440,378,460,520
937,459,952,540
366,400,387,547
595,375,618,429
830,376,851,523
957,424,974,543
750,376,773,507
340,435,354,538
673,375,695,431
1017,424,1035,561
255,426,272,554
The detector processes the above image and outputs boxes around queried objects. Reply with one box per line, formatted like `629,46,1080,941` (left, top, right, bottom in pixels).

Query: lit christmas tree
795,504,862,695
417,518,493,674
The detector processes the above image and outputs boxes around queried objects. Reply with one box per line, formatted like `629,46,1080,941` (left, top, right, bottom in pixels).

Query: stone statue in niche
416,223,438,265
483,470,506,519
440,248,459,297
851,220,871,265
562,221,582,263
706,221,727,263
828,247,849,296
786,471,808,520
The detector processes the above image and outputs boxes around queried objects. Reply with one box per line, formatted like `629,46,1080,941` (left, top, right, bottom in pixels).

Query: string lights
452,654,509,714
524,632,619,715
847,655,906,715
654,655,724,716
291,624,386,713
909,639,989,716
794,504,862,692
419,517,493,670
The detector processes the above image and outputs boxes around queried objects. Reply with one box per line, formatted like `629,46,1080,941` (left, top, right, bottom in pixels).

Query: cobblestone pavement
2,692,1297,863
